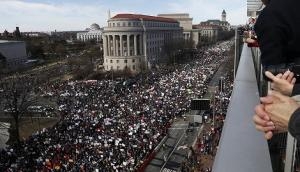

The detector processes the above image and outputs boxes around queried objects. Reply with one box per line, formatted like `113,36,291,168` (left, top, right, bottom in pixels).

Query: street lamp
208,86,217,128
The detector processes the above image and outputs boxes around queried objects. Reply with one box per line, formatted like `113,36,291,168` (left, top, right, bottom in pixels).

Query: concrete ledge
212,44,273,172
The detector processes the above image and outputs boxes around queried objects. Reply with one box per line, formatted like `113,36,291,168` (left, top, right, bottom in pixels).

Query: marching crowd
0,41,233,171
180,70,233,172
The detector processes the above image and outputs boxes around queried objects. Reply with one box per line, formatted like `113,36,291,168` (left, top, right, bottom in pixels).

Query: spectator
255,0,300,66
253,70,299,140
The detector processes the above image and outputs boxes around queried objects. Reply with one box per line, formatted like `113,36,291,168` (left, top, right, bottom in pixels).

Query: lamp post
208,86,217,128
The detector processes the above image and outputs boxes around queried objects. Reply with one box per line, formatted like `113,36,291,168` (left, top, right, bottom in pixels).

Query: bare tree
0,75,38,144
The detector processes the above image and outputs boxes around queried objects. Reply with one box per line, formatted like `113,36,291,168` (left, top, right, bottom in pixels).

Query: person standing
255,0,300,66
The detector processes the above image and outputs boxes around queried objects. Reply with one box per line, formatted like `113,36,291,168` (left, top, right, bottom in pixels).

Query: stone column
139,34,143,55
113,35,116,56
127,34,130,56
107,35,111,56
116,36,119,56
120,35,123,56
103,35,107,57
134,34,137,56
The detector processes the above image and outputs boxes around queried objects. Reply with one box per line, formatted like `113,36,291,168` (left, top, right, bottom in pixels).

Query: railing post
284,133,297,172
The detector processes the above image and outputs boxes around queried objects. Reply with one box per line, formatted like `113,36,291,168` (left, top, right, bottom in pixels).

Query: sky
0,0,247,32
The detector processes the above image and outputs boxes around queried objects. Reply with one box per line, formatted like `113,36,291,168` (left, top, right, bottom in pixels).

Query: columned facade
76,23,102,42
103,34,143,57
103,13,183,73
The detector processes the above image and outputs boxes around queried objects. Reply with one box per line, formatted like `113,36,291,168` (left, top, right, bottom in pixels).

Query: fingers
286,72,294,83
265,131,273,140
292,78,296,85
275,73,283,78
260,96,274,104
268,90,290,102
253,114,275,127
265,70,296,84
255,104,270,120
265,71,278,82
255,125,275,132
282,70,291,80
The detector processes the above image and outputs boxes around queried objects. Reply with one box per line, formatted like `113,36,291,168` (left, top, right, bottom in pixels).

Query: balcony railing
213,28,300,171
212,42,273,172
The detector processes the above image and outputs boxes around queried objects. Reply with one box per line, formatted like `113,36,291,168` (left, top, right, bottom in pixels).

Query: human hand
265,70,296,96
253,99,276,140
263,91,300,133
245,38,257,44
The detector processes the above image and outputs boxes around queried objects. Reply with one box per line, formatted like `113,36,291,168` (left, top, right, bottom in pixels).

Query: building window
117,23,120,27
124,60,127,63
133,65,136,70
117,66,120,70
113,23,115,27
132,59,135,63
128,22,131,26
111,66,113,70
123,22,126,27
110,60,113,63
116,60,119,63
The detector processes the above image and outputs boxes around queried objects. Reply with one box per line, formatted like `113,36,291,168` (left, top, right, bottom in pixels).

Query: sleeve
292,84,300,96
288,108,300,141
254,8,290,66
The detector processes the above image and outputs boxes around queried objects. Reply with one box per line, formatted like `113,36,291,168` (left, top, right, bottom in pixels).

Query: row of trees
67,45,103,80
161,38,195,64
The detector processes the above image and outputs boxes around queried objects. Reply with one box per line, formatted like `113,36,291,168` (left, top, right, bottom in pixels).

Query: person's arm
254,7,290,66
288,108,300,141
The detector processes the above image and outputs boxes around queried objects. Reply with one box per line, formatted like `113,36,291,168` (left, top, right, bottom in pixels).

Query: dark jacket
254,0,300,66
292,84,300,95
289,108,300,141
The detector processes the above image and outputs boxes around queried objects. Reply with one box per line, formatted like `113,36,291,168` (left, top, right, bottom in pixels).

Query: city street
146,55,231,172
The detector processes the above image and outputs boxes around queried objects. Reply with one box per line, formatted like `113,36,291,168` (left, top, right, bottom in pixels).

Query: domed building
90,23,101,31
77,23,103,42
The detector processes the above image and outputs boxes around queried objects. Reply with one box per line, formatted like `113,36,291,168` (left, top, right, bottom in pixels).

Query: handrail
212,44,273,172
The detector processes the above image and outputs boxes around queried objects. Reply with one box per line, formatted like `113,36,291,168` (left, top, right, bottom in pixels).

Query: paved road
145,57,230,172
145,118,202,172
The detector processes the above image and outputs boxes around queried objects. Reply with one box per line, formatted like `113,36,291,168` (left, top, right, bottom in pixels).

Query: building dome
90,23,101,31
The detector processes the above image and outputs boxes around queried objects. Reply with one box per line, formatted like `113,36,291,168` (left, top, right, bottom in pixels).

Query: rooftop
111,14,178,23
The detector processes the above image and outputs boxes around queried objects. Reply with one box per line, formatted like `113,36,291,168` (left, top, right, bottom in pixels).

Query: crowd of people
0,41,233,171
181,71,233,172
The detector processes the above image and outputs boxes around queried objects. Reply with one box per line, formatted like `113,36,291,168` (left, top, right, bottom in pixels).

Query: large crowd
0,41,233,171
180,69,233,172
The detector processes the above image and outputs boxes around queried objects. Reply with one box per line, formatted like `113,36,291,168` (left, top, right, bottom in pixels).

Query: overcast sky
0,0,247,32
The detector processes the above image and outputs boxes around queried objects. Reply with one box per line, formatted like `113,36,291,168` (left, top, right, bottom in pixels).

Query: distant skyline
0,0,246,32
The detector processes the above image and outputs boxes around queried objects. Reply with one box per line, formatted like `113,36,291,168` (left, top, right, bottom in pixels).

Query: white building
102,14,182,73
0,40,27,69
193,25,220,43
200,10,231,31
158,13,201,47
77,23,103,42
